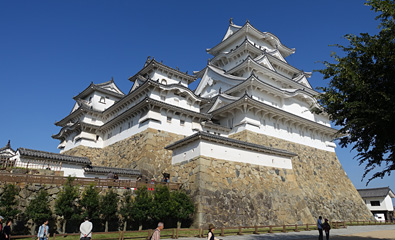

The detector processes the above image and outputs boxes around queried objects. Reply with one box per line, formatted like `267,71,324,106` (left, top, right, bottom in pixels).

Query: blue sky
1,0,394,197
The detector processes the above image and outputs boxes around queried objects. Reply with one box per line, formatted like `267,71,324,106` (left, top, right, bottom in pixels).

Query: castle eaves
211,95,337,136
165,131,297,158
208,21,294,57
128,59,196,84
84,165,141,176
18,148,91,165
357,187,395,198
73,81,124,101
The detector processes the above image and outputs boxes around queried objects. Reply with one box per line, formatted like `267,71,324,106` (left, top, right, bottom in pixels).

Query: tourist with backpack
150,222,163,240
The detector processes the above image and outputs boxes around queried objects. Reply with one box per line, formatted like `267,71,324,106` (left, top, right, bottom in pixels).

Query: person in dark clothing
0,216,3,240
317,216,323,240
207,224,219,240
322,219,331,240
3,219,12,240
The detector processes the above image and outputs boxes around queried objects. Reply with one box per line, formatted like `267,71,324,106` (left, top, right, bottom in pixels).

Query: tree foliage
54,177,80,219
54,177,80,233
100,189,118,232
169,190,194,228
151,185,171,221
0,184,20,220
130,186,153,229
119,190,134,231
315,0,395,183
26,189,53,226
80,184,100,221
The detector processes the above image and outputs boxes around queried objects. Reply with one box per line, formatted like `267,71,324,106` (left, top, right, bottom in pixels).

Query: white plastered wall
171,139,292,169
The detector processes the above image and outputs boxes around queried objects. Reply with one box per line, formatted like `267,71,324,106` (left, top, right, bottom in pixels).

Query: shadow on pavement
248,234,393,240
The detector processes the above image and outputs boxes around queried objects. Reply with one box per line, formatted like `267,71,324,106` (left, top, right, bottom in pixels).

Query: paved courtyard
177,225,395,240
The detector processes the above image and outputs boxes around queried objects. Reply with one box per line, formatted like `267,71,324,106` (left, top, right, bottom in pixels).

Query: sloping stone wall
229,130,373,222
170,156,315,227
63,128,373,227
63,128,184,179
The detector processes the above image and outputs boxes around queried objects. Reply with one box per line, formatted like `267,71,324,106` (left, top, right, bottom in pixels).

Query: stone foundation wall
170,156,315,227
229,130,373,222
0,179,127,234
63,128,373,227
64,128,185,179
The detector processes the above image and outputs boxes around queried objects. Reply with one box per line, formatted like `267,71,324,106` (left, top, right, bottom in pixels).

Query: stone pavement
176,225,395,240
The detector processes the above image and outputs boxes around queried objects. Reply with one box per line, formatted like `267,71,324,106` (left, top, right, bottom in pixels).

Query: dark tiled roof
73,79,125,101
165,131,297,158
84,166,141,176
357,187,395,198
128,59,196,84
0,140,16,153
18,148,91,165
211,94,337,135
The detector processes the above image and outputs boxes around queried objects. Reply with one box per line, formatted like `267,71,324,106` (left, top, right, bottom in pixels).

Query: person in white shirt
80,217,93,240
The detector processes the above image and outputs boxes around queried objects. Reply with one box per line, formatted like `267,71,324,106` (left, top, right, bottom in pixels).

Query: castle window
99,96,106,104
88,97,92,103
119,126,122,133
167,116,172,123
161,95,166,101
180,120,185,126
370,201,380,206
96,135,99,141
161,79,167,85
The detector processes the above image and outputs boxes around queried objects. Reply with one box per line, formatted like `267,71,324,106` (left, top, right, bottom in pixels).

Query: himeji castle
53,20,373,227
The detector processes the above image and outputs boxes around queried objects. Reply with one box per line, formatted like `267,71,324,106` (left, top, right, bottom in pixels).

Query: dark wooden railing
0,172,181,190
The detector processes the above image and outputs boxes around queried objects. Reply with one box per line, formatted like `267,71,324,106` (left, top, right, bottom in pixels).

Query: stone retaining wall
0,179,127,234
228,130,373,222
64,128,184,179
63,128,373,227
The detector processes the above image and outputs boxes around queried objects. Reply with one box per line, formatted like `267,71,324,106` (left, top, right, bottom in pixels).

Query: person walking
317,216,323,240
207,224,219,240
322,218,331,240
80,217,93,240
37,220,49,240
2,220,12,240
151,222,164,240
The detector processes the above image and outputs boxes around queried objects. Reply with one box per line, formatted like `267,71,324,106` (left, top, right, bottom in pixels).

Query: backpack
149,229,159,240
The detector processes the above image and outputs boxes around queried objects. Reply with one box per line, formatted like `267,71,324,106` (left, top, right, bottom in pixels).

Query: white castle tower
53,20,336,153
53,20,372,227
194,19,337,151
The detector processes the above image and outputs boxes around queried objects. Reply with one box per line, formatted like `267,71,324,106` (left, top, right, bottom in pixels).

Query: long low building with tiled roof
12,147,140,180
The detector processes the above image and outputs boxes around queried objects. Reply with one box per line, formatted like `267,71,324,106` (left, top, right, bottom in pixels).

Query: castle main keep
53,20,373,226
